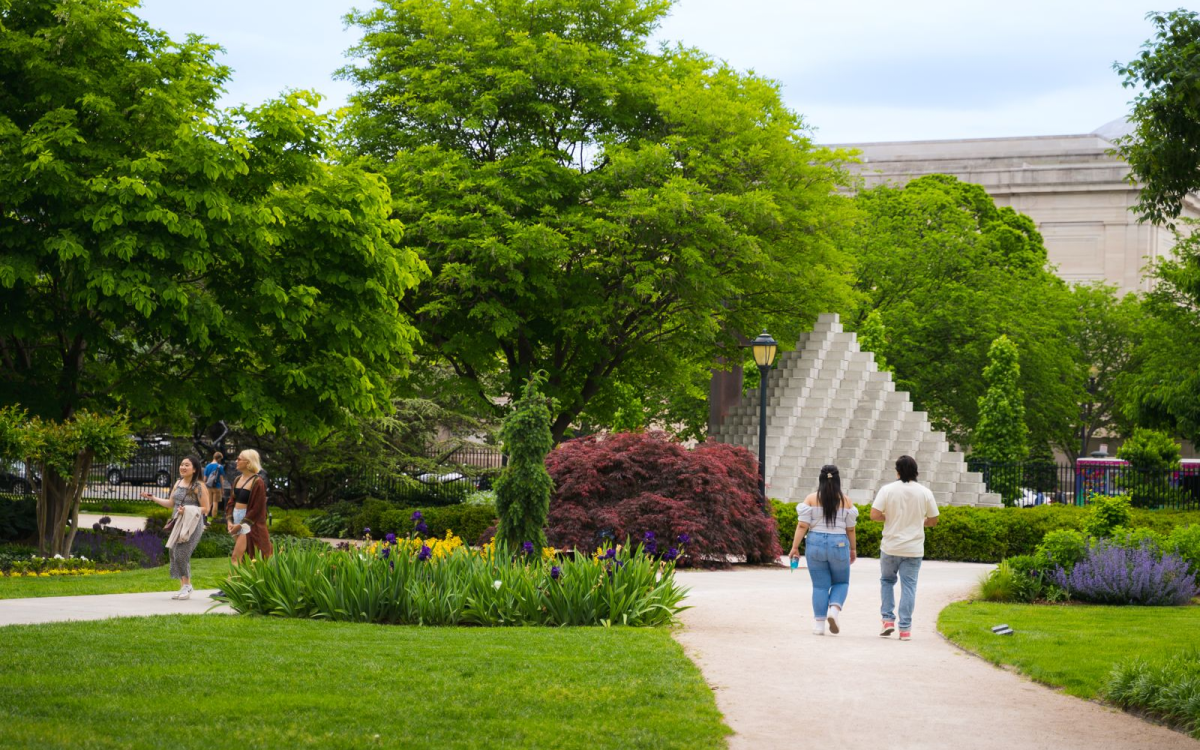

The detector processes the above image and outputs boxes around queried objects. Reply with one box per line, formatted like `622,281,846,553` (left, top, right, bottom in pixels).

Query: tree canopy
1114,9,1200,226
0,0,426,441
339,0,858,441
848,175,1079,449
1121,226,1200,444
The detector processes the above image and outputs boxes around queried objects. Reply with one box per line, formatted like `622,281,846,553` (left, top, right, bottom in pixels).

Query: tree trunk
36,449,95,557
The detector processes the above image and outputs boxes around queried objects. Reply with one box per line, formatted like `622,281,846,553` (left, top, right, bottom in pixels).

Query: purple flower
677,533,691,545
417,545,432,562
550,565,561,580
416,521,429,535
411,510,423,521
603,548,616,560
664,547,679,561
1052,539,1199,606
522,541,534,555
385,533,397,544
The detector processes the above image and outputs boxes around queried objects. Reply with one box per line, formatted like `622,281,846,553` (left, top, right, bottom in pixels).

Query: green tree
1117,428,1181,473
973,335,1029,463
1113,10,1200,225
855,309,891,372
1122,226,1200,444
0,407,133,556
339,0,858,442
494,377,554,551
1064,283,1141,460
850,174,1078,448
0,0,426,439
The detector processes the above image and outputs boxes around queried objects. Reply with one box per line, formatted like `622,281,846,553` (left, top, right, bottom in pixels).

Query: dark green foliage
0,497,37,543
1114,10,1200,226
494,379,554,550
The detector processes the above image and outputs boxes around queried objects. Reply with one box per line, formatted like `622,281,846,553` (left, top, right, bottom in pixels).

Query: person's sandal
880,621,895,637
899,630,911,641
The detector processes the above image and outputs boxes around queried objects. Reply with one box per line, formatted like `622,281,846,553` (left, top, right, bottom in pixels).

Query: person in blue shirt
203,452,226,521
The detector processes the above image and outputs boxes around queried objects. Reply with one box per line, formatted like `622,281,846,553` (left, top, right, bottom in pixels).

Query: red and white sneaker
880,620,895,637
899,630,912,641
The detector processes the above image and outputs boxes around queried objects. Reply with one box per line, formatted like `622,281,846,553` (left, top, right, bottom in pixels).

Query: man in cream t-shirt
870,455,939,641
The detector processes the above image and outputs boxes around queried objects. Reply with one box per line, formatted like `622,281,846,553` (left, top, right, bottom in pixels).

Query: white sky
138,0,1197,144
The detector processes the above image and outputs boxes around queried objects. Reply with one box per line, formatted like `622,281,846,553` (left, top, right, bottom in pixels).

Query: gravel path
673,559,1198,750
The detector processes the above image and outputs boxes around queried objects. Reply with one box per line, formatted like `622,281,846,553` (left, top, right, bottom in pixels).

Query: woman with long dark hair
788,464,858,635
141,454,209,600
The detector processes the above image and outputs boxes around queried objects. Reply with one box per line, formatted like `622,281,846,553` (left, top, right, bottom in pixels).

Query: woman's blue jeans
805,532,851,618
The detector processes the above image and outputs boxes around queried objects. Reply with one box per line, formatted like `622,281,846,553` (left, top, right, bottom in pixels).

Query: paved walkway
674,560,1199,750
0,589,232,627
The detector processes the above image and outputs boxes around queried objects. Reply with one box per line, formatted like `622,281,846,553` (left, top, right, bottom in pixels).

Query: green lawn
0,616,730,750
938,600,1200,699
0,558,231,599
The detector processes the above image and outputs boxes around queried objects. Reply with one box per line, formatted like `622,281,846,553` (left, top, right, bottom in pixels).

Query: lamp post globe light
748,331,778,508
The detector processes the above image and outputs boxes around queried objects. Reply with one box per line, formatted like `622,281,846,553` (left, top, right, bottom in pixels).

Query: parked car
0,460,40,495
106,439,176,487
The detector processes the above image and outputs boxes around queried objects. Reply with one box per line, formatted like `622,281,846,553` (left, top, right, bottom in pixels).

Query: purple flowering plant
1052,539,1200,606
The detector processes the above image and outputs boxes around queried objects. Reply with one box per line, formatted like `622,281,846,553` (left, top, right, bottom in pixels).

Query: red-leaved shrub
546,432,780,566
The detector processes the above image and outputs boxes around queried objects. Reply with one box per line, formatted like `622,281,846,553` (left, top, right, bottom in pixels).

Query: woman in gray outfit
141,455,209,599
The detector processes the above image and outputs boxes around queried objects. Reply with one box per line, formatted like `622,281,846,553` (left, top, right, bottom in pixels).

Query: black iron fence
1,442,507,508
967,459,1200,510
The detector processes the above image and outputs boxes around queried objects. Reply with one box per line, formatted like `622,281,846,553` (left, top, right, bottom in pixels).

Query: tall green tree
1064,283,1141,460
972,335,1028,463
339,0,858,442
849,175,1078,448
1113,9,1200,226
0,0,426,438
494,377,554,551
1122,226,1200,444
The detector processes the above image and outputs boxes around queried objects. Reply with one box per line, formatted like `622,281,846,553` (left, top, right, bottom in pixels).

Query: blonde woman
226,449,273,563
141,455,209,599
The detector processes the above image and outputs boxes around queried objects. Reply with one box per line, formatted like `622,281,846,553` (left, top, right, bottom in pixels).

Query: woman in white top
788,464,858,635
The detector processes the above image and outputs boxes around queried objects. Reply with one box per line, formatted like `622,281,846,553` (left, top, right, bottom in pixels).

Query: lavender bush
71,529,165,568
1052,539,1199,606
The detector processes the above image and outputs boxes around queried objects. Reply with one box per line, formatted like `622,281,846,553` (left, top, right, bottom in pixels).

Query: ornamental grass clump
1051,539,1199,606
1106,649,1200,739
219,539,688,627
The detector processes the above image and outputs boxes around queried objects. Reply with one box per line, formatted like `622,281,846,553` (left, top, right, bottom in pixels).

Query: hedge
771,501,1200,564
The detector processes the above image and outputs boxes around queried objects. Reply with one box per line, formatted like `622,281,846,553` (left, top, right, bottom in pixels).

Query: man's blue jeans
879,552,922,630
805,532,851,618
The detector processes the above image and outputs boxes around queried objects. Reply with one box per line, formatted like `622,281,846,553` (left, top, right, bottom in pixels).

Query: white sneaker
826,606,841,634
177,585,192,601
813,619,826,636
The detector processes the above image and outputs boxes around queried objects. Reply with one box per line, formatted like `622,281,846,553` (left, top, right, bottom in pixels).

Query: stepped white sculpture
711,314,1003,507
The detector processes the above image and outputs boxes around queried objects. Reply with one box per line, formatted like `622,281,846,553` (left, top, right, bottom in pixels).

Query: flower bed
220,535,688,627
2,555,130,577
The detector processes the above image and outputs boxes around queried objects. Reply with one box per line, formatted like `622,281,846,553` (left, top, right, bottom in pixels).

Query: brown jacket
227,474,273,560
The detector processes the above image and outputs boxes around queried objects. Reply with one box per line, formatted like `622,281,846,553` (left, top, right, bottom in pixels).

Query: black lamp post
748,331,778,507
